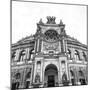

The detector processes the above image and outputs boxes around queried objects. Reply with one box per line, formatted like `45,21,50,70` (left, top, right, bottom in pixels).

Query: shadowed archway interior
44,64,58,87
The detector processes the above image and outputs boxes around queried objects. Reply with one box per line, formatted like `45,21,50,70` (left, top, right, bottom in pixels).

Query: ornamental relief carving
43,41,60,51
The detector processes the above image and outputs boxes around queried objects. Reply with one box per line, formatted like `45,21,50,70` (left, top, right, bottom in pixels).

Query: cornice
37,23,64,27
66,35,87,49
67,41,87,49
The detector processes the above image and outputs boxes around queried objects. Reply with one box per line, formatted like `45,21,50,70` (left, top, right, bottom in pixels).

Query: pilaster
71,48,74,60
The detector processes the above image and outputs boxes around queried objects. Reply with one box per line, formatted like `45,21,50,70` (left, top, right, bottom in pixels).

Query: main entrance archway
44,64,58,87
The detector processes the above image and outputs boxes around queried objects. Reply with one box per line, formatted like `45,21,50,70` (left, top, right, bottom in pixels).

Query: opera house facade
11,16,88,89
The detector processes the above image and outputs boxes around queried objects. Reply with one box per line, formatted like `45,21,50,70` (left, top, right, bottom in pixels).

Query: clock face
44,29,58,42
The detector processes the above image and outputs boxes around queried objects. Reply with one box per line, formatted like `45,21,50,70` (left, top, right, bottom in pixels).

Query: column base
59,83,63,86
76,82,81,85
69,83,72,86
29,85,33,88
39,84,44,88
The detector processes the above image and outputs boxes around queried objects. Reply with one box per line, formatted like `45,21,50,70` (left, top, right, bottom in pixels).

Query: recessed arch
74,50,80,60
15,72,21,79
11,72,21,89
44,64,58,87
78,70,86,85
25,69,32,89
70,70,75,85
82,52,87,61
67,49,71,60
19,49,26,61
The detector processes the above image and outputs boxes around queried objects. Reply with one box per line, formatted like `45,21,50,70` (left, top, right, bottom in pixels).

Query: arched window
70,70,74,76
12,82,20,90
82,52,87,61
67,49,71,59
15,73,21,79
29,48,34,60
19,49,26,61
74,50,80,60
12,51,16,61
25,69,31,89
78,70,86,85
70,70,75,85
12,72,21,89
25,81,30,89
26,71,31,79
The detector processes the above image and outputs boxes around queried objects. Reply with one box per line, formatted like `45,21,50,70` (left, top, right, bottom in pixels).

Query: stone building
11,16,88,89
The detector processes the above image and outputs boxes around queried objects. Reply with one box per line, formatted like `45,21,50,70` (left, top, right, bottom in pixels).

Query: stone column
61,39,64,53
62,39,65,53
23,49,27,62
79,51,83,61
14,49,21,61
74,67,79,85
29,68,33,88
68,67,72,85
37,38,40,53
39,39,42,52
40,59,44,87
58,61,61,86
40,59,43,82
34,39,37,53
31,63,34,85
41,40,43,52
83,68,87,84
62,38,67,53
42,63,45,86
65,40,67,53
59,41,61,52
19,70,23,88
21,68,26,88
33,60,37,82
26,48,30,60
71,48,74,60
58,57,62,86
65,59,69,80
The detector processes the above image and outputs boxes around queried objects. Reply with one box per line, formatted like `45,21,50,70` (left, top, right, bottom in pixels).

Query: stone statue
39,18,44,24
46,16,56,24
35,73,40,83
62,72,69,86
60,20,64,25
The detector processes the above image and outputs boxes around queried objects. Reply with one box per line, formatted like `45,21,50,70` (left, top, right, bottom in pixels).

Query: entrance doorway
44,64,58,87
11,82,19,90
48,75,55,87
79,70,86,85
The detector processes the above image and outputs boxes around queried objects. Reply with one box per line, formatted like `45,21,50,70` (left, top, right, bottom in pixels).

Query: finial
60,20,64,25
39,18,43,24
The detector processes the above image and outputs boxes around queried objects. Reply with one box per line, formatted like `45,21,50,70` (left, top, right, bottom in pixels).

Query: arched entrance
44,64,58,87
70,70,75,85
25,71,31,89
11,72,21,90
78,70,86,85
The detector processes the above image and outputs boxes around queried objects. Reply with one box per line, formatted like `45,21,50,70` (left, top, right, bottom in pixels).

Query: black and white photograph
11,0,88,90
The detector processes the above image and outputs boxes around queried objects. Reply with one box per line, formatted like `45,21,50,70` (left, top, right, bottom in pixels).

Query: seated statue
35,73,40,83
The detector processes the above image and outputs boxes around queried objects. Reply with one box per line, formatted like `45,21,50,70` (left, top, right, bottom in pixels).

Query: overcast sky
12,1,87,45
